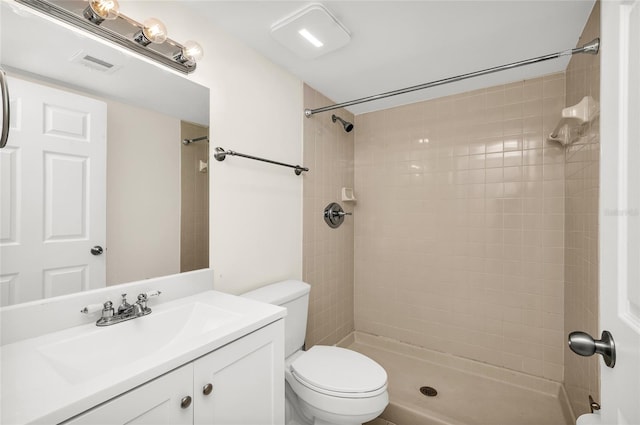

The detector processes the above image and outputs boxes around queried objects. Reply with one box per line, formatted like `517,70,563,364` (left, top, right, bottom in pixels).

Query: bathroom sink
37,301,239,384
1,273,287,425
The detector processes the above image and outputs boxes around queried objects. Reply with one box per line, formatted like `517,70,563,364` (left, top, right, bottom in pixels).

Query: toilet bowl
243,280,389,425
285,346,388,425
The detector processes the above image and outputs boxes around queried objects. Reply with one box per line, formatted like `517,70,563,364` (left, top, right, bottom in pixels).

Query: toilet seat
290,346,387,399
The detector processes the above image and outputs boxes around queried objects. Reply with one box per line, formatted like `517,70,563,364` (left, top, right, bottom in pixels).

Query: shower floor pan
341,332,573,425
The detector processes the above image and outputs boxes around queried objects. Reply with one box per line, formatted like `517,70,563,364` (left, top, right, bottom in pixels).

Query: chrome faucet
81,291,161,327
117,294,133,315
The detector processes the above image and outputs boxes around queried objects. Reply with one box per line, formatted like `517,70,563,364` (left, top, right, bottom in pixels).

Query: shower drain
419,386,438,397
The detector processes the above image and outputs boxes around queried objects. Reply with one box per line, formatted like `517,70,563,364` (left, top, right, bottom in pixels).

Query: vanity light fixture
174,41,204,65
83,0,119,25
133,18,168,46
15,0,203,74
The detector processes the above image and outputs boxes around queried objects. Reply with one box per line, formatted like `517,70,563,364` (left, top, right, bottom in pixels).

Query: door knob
90,245,103,255
568,330,616,368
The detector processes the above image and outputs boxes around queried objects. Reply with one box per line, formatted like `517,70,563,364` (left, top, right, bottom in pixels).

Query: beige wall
181,122,209,273
354,74,567,381
303,85,355,347
106,100,181,285
564,2,600,416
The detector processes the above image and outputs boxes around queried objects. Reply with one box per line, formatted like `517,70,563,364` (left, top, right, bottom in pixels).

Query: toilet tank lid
242,280,310,305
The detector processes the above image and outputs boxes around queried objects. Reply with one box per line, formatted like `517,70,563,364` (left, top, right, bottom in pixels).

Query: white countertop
0,290,285,424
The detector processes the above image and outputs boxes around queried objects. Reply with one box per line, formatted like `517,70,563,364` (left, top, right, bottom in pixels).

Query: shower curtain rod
304,38,600,117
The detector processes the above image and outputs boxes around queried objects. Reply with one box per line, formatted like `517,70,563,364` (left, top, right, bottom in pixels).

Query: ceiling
186,1,596,115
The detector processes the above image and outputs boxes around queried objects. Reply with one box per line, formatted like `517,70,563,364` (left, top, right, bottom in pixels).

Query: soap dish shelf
341,187,356,202
548,96,599,146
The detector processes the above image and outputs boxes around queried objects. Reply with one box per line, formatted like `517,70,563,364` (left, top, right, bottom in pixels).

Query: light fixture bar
15,0,198,74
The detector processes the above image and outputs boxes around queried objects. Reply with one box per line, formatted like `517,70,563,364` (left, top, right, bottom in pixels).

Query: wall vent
70,50,121,74
81,55,114,70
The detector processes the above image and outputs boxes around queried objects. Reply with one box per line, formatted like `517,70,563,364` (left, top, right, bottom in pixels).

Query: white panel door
0,76,106,305
598,1,640,424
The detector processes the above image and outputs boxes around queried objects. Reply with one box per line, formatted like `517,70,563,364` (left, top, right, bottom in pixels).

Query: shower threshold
339,332,573,425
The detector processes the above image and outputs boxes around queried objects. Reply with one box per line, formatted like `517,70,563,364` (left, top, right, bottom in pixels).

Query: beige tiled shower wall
303,84,355,348
180,121,209,273
354,74,566,381
563,2,600,416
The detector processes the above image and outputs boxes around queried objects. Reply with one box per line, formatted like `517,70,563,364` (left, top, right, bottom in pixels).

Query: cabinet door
63,365,193,425
194,320,284,425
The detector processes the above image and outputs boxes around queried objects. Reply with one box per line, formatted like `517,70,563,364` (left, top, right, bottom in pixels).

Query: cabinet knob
202,383,213,396
180,396,192,409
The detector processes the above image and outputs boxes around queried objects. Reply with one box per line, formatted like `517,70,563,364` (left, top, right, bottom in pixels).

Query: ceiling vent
70,50,121,74
270,3,350,60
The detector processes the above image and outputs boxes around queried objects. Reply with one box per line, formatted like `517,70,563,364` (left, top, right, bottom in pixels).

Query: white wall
120,1,303,294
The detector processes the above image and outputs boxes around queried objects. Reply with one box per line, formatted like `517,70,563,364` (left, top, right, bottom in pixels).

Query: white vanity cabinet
63,321,284,425
62,365,194,425
194,320,283,424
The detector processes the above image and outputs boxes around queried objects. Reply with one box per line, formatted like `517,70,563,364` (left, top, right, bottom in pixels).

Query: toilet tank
242,280,310,358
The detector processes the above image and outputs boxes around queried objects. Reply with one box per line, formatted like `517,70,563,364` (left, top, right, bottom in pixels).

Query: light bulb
90,0,119,19
142,18,167,44
83,0,119,24
182,41,204,63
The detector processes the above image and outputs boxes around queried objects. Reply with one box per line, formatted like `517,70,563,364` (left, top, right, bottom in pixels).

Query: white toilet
243,280,389,425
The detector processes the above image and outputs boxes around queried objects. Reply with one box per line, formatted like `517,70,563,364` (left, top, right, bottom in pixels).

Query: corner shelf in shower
548,96,599,146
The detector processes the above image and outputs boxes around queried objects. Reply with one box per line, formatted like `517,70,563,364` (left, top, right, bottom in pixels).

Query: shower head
332,114,354,133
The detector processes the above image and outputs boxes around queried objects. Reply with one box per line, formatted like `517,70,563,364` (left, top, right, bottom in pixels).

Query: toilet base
298,397,383,425
286,381,313,425
285,380,385,425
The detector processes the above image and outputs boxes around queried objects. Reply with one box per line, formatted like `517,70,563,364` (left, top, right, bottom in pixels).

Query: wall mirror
0,1,210,306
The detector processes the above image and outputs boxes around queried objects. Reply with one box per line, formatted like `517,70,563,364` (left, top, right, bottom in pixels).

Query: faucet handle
136,293,148,308
102,301,114,318
80,304,103,314
137,290,160,308
135,292,157,316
